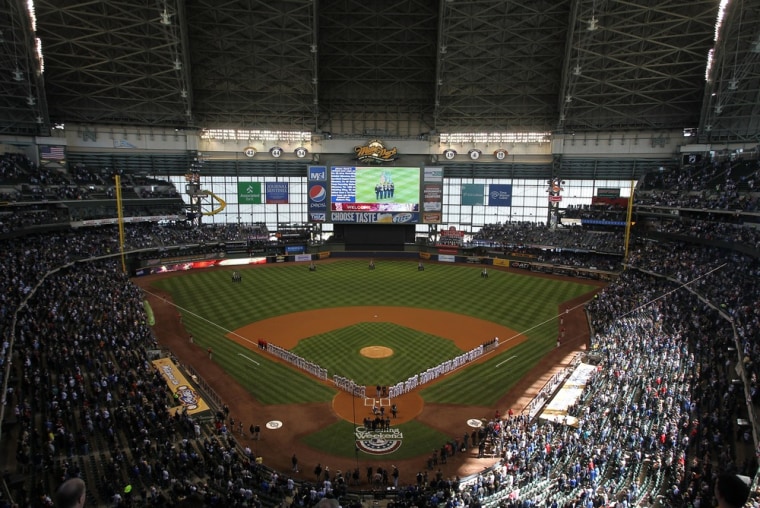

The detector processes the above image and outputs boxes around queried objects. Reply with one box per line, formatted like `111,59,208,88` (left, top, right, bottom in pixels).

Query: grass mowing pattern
421,330,555,406
302,420,451,461
291,323,463,386
152,260,596,408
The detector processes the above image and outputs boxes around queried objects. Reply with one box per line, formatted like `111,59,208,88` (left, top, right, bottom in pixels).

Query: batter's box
363,398,376,407
378,397,391,407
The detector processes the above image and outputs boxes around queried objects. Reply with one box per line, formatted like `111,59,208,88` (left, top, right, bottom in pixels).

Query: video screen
329,166,421,223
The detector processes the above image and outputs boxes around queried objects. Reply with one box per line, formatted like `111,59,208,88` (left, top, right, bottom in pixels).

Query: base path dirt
137,266,605,485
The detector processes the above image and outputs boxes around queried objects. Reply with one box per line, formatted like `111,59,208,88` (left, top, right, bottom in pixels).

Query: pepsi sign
308,182,327,212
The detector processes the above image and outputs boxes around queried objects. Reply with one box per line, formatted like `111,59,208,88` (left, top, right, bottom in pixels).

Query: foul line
141,288,259,349
495,355,518,368
238,353,260,366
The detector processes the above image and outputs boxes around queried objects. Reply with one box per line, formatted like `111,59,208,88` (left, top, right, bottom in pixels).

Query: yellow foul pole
622,179,635,266
114,174,127,274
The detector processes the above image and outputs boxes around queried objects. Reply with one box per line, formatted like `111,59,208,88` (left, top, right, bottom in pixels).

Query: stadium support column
547,154,562,227
184,156,203,226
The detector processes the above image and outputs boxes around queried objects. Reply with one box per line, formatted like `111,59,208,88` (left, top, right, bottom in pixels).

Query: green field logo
355,427,403,455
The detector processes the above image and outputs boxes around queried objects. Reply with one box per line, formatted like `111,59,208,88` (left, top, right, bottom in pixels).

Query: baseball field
138,259,602,480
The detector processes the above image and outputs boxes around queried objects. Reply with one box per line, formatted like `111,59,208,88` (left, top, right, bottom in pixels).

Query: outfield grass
152,260,595,407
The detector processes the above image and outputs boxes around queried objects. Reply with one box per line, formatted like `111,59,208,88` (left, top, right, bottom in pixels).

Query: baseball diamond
139,259,603,481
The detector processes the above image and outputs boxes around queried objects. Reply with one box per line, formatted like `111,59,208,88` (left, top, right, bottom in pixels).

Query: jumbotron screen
328,166,421,224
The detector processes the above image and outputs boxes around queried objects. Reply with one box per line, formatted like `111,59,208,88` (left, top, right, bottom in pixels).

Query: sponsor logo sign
461,184,485,205
309,213,326,222
308,182,327,212
265,182,289,204
330,212,420,223
309,184,326,202
423,167,443,182
488,184,513,206
512,261,531,270
392,213,414,223
238,182,262,204
308,166,327,181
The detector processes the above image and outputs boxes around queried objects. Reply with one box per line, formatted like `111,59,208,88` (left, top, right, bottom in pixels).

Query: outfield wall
132,247,617,282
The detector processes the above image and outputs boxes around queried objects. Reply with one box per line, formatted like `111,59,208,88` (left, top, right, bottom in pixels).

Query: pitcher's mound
360,346,393,358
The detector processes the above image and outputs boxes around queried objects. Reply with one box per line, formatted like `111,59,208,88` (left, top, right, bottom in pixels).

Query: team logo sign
354,139,398,164
176,385,201,410
355,427,404,455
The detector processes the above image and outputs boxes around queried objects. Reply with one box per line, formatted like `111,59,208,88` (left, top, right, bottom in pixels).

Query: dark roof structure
1,0,759,142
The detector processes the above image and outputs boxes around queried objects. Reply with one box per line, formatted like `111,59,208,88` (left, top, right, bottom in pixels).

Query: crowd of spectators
472,222,625,255
1,150,759,507
560,204,627,223
0,154,185,233
635,157,760,212
0,218,756,507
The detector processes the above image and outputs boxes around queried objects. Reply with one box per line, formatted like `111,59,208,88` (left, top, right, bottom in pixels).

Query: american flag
39,145,65,160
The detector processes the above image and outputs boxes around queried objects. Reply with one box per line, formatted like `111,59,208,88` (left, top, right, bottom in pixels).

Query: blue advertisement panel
307,166,327,221
308,166,327,181
488,184,513,206
461,184,485,205
308,182,328,212
330,211,420,224
265,182,289,204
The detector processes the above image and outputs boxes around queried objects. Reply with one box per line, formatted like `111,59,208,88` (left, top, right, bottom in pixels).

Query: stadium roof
1,0,759,143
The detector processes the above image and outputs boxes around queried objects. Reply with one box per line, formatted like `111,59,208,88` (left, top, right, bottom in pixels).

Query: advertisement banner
330,211,420,224
511,261,532,270
488,184,513,206
423,184,442,210
308,182,328,212
461,184,485,205
596,188,620,198
423,167,443,182
421,167,443,224
265,182,289,204
493,258,510,267
152,358,210,415
308,165,327,181
238,182,262,204
423,167,443,183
